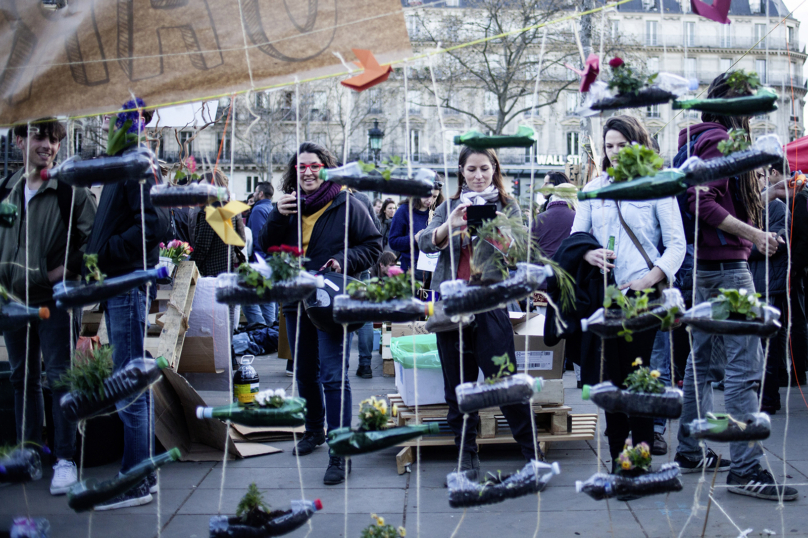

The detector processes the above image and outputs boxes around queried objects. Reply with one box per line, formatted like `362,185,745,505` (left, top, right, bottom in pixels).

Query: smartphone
466,204,497,228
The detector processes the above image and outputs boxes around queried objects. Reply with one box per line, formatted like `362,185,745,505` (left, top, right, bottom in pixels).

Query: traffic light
512,178,521,197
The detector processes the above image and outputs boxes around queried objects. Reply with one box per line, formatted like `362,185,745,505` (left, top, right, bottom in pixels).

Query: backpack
672,132,704,245
0,171,80,240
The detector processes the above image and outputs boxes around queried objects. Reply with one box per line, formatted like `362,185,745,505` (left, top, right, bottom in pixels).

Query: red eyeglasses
295,163,323,172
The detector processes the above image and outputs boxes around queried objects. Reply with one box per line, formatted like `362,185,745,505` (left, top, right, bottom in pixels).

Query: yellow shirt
300,200,334,255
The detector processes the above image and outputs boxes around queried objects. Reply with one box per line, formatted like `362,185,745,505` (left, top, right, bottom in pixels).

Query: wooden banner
0,0,411,125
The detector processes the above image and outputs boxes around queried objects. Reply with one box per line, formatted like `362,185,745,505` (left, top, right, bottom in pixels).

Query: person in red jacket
673,72,797,502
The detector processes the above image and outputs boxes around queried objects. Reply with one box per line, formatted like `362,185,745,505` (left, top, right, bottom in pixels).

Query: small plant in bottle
624,358,664,394
56,346,114,398
346,273,421,303
615,438,652,477
361,514,406,538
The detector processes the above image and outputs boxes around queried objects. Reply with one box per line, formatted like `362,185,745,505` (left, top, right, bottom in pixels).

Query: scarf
460,183,499,205
301,181,341,215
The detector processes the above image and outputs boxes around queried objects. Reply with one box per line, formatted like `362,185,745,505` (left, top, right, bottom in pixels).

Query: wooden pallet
387,393,597,474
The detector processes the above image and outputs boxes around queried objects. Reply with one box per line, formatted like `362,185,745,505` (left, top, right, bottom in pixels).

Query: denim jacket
572,173,686,288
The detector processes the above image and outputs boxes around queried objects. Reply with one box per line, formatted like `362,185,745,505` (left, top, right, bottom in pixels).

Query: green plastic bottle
453,125,537,148
327,423,440,457
196,398,307,427
67,448,181,512
577,170,689,202
672,88,778,116
0,201,17,227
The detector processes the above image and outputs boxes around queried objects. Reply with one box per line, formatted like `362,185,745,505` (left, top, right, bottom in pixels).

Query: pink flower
160,242,166,248
609,57,624,69
184,155,197,173
388,267,403,276
167,239,181,249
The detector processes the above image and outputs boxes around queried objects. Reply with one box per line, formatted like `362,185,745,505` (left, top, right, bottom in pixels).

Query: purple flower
116,98,148,134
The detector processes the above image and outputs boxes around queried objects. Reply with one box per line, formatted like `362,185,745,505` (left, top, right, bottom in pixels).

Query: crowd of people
2,70,806,510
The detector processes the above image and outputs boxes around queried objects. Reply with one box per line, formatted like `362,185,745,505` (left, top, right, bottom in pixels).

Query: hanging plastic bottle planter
0,299,49,332
0,201,17,227
679,134,783,184
60,356,170,422
582,288,684,340
0,448,42,484
681,412,771,442
673,87,779,116
318,163,437,197
41,146,159,187
681,289,781,339
423,301,475,333
149,183,230,208
209,499,323,538
456,373,544,414
197,391,307,428
441,263,553,317
582,381,683,419
53,266,169,310
579,67,696,116
452,125,538,149
332,295,431,323
576,463,683,501
67,448,181,512
447,460,560,508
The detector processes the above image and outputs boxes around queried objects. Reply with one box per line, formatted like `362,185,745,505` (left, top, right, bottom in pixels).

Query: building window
642,0,655,11
610,20,619,39
216,133,230,158
484,92,498,116
408,90,421,115
645,21,658,46
254,92,265,109
524,141,538,164
755,24,767,48
647,57,659,74
566,132,579,156
685,57,697,80
788,26,796,46
246,176,252,193
756,59,767,84
410,129,420,162
682,0,691,13
720,58,732,73
179,132,193,156
717,25,731,48
566,92,579,114
685,22,695,47
445,0,459,5
311,91,327,120
367,88,382,114
749,0,762,14
73,130,82,154
647,104,661,118
444,93,460,115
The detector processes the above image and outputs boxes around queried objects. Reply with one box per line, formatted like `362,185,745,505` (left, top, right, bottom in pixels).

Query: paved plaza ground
2,342,808,538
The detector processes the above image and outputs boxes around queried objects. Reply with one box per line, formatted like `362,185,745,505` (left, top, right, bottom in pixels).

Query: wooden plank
396,446,414,475
157,261,199,369
383,358,395,377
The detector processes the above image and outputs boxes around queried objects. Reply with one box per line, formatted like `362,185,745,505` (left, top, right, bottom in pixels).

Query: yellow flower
621,460,631,470
392,404,398,417
398,527,407,536
377,516,386,526
650,370,661,378
632,358,643,367
371,513,378,520
378,401,388,415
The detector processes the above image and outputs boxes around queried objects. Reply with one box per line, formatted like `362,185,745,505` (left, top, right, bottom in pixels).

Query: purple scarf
301,181,341,215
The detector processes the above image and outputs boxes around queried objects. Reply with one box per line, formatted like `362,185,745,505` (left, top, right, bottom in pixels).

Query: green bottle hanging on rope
0,201,17,227
196,397,307,427
672,88,778,116
327,423,440,457
67,448,181,512
577,170,688,201
453,125,537,148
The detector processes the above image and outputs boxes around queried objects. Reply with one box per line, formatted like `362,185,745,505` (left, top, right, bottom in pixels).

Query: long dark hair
452,147,511,204
379,198,396,220
281,142,338,194
400,172,445,211
703,72,762,228
601,115,654,171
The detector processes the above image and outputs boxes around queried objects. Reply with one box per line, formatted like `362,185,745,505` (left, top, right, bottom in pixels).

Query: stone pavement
2,343,808,538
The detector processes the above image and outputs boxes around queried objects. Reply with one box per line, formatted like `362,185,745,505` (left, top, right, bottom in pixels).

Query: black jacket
792,190,808,273
749,199,789,296
85,176,163,278
260,190,382,279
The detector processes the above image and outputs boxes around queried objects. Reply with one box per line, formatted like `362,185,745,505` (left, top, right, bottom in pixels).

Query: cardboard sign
0,0,411,124
416,251,439,272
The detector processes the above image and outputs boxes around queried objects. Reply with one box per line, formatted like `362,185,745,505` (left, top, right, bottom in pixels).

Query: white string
20,122,32,518
234,0,256,89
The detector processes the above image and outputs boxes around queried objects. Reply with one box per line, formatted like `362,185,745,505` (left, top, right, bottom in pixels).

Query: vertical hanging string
63,119,78,373
21,122,33,518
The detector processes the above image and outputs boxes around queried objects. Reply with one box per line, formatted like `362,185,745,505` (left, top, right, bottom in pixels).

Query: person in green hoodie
0,118,96,496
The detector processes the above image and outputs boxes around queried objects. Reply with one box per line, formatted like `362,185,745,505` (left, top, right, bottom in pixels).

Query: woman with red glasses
260,142,382,486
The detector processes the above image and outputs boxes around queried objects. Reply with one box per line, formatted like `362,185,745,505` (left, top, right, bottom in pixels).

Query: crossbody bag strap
615,202,655,272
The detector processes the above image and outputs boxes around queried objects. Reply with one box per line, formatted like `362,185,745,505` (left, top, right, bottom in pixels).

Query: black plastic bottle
0,448,42,484
42,146,159,187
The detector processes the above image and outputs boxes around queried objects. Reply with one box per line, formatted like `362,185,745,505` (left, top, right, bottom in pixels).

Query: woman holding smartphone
418,147,539,479
572,116,685,467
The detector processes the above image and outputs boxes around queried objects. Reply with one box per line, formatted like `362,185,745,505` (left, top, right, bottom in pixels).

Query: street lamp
368,120,384,165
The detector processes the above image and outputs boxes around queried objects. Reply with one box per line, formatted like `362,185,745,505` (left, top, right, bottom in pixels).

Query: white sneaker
50,460,78,495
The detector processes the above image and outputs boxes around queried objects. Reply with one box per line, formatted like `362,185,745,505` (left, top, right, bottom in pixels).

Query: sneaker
49,460,78,495
292,430,326,456
94,480,153,511
652,432,668,456
727,466,798,501
356,365,372,379
285,369,294,377
323,456,350,485
146,472,157,494
674,448,731,474
444,451,480,487
711,380,725,391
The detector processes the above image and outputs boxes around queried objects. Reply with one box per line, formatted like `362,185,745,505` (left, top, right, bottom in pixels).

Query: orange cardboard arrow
340,49,393,92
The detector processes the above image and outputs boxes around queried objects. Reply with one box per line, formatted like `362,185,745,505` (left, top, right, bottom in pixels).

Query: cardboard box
390,322,430,338
512,313,565,380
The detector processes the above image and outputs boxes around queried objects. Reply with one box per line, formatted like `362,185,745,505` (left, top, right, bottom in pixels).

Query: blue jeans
676,267,764,476
261,302,278,325
285,308,352,434
4,301,79,460
241,302,278,326
650,330,671,434
356,270,373,368
105,286,153,473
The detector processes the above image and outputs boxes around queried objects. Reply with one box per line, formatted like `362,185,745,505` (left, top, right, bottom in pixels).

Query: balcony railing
647,33,800,52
